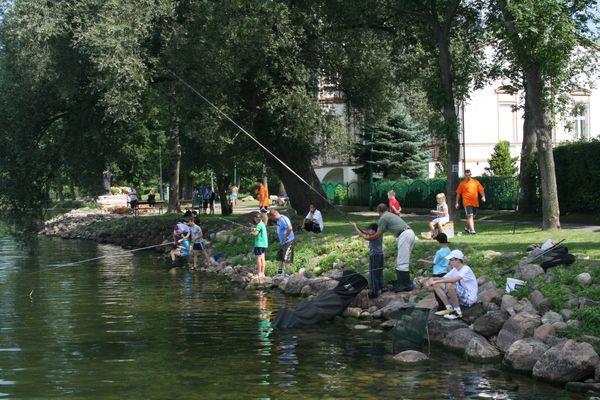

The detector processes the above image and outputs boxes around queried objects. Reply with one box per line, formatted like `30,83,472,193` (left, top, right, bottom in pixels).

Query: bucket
505,278,526,294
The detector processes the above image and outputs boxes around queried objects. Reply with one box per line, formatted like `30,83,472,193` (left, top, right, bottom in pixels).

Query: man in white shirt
302,204,324,233
425,249,478,320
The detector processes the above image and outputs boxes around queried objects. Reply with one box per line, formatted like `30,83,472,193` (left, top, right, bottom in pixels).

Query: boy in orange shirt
256,180,270,213
455,170,486,235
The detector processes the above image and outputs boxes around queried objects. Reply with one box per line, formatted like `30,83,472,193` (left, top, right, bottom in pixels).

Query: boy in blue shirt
417,233,451,277
268,209,295,278
170,236,191,263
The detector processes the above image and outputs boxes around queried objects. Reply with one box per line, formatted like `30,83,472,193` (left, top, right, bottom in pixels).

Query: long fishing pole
218,217,253,230
48,240,177,268
170,70,357,226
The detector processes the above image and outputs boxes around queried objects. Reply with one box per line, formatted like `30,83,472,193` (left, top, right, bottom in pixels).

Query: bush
553,139,600,213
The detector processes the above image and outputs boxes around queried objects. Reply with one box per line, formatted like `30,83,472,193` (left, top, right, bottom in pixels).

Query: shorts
464,206,477,216
254,247,266,256
259,205,269,213
193,242,205,251
130,200,138,208
230,194,238,201
444,283,476,307
203,200,209,208
276,242,294,263
432,216,450,225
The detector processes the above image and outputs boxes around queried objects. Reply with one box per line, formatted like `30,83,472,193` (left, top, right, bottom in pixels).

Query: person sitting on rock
170,236,191,264
425,249,478,320
417,233,451,278
301,204,323,233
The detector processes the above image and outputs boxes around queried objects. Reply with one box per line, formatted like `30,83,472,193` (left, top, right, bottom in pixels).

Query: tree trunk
261,164,269,193
278,179,286,196
167,88,181,214
518,75,539,214
215,167,232,216
68,182,77,200
181,173,193,200
435,26,460,220
56,175,65,202
525,65,560,229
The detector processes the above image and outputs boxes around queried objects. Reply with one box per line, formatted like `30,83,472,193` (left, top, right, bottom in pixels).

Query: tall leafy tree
491,0,599,229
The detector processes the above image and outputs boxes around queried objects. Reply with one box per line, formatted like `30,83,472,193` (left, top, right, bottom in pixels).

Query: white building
449,82,600,177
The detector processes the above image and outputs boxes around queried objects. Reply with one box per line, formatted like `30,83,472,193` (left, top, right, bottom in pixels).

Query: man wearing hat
425,249,478,320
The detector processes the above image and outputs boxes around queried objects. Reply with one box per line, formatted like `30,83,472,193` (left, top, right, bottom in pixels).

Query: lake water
0,233,584,399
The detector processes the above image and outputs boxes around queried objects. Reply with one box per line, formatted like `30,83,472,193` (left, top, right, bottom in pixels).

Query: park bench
131,200,165,216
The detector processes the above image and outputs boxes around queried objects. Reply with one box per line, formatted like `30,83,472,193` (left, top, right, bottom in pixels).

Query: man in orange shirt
256,180,270,213
455,170,486,235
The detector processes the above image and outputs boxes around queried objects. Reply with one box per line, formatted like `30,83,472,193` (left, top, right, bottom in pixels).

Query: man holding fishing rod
352,203,416,292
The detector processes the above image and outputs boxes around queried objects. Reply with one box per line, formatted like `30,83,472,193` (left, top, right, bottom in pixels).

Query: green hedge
554,139,600,214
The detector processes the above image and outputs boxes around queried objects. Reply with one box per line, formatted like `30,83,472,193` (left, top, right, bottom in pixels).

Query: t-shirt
254,221,268,248
433,247,451,276
189,225,203,243
444,264,478,304
175,223,190,235
436,202,448,217
305,209,324,231
231,186,238,195
389,198,401,214
369,236,383,256
378,212,410,236
201,187,210,200
258,184,269,207
456,179,484,208
276,215,294,244
179,240,191,256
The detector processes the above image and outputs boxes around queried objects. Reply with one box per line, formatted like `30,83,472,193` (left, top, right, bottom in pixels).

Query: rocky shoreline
40,210,600,393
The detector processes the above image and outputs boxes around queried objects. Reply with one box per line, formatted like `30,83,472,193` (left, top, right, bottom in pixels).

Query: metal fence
321,176,518,210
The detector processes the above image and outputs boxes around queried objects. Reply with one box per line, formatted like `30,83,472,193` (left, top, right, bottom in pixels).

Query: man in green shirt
353,203,415,292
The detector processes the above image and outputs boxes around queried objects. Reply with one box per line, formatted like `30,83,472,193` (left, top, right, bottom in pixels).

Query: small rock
564,382,600,393
553,322,568,332
530,290,551,313
533,324,556,342
504,338,549,372
478,287,503,305
514,299,538,316
360,312,372,319
367,306,378,313
501,295,518,315
393,350,429,363
415,293,438,309
579,297,599,309
472,310,509,338
533,340,600,383
372,310,383,318
483,250,502,260
461,303,486,324
496,312,542,352
542,311,563,325
566,319,581,329
353,324,369,330
514,264,545,281
576,272,592,286
380,319,397,329
560,309,575,320
343,307,362,318
543,335,567,348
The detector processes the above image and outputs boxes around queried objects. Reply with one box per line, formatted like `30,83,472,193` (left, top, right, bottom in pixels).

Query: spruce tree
485,141,518,176
355,105,431,180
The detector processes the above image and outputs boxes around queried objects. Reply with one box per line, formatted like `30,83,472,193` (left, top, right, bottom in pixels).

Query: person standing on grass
302,204,324,233
257,180,270,213
425,249,478,320
455,170,486,234
230,185,239,207
353,203,415,292
201,185,210,215
209,188,216,215
269,209,294,279
187,217,211,270
388,190,401,215
250,212,268,279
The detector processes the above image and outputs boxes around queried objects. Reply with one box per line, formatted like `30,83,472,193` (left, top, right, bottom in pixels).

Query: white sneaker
444,311,463,320
435,309,453,316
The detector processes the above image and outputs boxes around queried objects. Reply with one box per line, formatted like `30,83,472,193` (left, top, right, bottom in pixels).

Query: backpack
539,245,576,271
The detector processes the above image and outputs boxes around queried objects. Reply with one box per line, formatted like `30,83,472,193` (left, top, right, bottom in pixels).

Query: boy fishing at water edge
425,249,478,320
268,209,294,279
170,235,191,264
187,217,212,270
353,223,386,299
250,212,268,280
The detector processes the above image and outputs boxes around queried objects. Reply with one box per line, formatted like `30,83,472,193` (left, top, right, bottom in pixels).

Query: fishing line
170,70,356,226
218,217,253,230
47,240,177,268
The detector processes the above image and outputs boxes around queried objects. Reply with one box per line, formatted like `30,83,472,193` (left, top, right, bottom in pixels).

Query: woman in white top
302,204,324,233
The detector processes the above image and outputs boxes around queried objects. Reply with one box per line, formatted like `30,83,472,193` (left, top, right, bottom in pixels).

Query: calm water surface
0,233,585,399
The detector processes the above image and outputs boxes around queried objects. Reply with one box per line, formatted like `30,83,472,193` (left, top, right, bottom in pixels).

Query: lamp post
368,131,374,210
158,136,164,201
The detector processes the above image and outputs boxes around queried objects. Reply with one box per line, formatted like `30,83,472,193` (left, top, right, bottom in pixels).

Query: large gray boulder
472,310,510,337
576,272,592,286
428,317,469,343
380,300,406,320
501,295,518,315
478,287,503,305
393,350,429,363
284,273,309,295
514,264,545,280
496,312,542,352
465,336,501,362
533,340,600,383
443,328,483,352
462,303,486,323
301,277,338,296
541,311,563,325
533,324,556,342
503,338,549,372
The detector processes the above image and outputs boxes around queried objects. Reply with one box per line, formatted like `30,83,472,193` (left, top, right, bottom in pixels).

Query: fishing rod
47,240,177,268
170,70,357,227
218,217,254,230
499,239,565,276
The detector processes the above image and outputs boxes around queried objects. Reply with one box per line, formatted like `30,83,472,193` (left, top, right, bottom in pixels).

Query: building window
573,101,589,139
498,103,517,142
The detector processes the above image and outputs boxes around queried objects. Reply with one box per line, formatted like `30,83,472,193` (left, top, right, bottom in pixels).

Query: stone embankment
41,210,600,392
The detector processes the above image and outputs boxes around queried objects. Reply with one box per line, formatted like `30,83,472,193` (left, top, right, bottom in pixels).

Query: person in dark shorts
187,217,211,270
455,170,486,234
250,212,268,279
269,209,294,278
354,223,386,298
209,188,216,215
147,189,156,207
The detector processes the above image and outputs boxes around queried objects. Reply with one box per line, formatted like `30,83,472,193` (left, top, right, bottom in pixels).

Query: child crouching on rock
425,249,478,320
250,212,268,279
353,223,386,299
170,236,191,264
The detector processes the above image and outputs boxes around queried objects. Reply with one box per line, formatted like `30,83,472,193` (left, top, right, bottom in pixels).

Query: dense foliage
485,141,518,176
